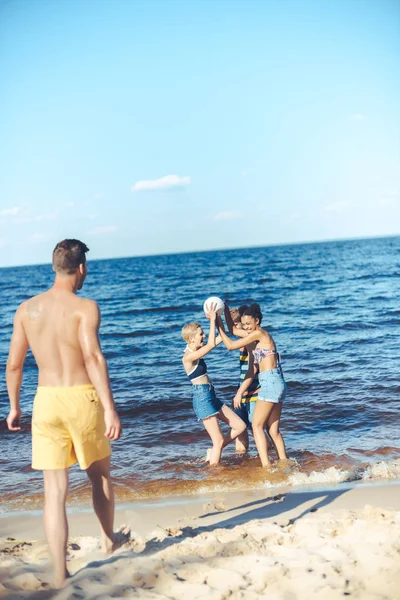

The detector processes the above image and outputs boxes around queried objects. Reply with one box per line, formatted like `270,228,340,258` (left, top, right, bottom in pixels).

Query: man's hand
233,393,242,410
104,409,122,440
6,408,22,431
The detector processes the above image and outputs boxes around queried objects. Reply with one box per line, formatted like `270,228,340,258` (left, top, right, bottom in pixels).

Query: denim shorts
192,383,223,421
258,369,286,403
234,400,256,427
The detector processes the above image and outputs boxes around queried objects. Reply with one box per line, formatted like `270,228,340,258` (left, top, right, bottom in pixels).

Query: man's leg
43,469,69,588
86,456,115,553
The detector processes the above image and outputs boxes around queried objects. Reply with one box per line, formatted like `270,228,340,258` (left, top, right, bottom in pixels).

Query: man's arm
6,305,29,431
78,300,121,440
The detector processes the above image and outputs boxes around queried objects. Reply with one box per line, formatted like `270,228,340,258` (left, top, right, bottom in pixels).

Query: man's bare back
20,289,96,387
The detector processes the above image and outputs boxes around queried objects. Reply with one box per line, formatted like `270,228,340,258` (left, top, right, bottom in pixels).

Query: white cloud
0,206,20,216
131,174,190,192
212,211,243,222
87,225,118,235
325,201,351,213
350,113,365,120
241,171,248,178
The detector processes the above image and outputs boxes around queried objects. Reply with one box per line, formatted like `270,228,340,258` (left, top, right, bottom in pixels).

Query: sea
0,236,399,513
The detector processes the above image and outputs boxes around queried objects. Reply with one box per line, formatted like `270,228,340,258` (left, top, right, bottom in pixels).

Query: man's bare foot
103,525,131,555
54,568,71,589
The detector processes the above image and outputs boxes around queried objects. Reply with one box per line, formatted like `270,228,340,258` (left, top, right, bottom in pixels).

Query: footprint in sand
109,525,131,553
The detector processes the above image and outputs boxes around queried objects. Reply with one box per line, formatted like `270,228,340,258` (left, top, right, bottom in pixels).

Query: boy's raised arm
224,303,247,338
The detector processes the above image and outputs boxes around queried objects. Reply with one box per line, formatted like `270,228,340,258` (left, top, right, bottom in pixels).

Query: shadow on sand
3,486,350,598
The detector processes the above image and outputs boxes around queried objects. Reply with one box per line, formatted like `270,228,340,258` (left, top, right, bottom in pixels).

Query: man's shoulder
16,293,44,313
76,296,100,313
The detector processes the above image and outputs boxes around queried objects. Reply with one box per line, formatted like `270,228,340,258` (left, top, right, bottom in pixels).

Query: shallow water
1,236,400,511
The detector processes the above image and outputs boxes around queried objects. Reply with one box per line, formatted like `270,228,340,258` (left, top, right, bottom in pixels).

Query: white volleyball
203,296,224,316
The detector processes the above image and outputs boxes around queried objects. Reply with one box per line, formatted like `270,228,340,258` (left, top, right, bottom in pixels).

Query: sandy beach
1,481,399,599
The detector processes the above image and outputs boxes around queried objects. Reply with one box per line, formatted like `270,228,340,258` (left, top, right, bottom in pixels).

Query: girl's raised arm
217,317,260,350
183,309,217,363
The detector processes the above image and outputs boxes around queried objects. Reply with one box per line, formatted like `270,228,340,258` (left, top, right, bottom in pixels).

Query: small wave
362,459,400,481
284,466,356,487
276,458,400,490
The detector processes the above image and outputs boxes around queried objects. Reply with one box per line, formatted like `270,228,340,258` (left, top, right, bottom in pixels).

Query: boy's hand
233,393,242,409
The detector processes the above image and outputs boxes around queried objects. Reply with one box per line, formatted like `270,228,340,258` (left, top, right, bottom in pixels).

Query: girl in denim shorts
217,303,287,468
182,304,246,466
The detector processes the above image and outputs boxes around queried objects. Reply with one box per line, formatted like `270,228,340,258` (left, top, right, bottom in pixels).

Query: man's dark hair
52,239,89,274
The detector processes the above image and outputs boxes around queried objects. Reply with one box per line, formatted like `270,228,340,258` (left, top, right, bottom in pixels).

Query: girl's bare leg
252,400,275,467
202,416,224,465
266,403,287,460
218,405,247,448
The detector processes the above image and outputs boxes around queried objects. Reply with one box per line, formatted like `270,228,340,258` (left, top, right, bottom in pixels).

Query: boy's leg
86,456,116,553
234,403,249,453
218,405,247,448
235,429,249,453
202,416,225,465
43,469,69,588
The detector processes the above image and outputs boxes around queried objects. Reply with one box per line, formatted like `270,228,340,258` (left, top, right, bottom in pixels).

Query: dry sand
1,481,400,599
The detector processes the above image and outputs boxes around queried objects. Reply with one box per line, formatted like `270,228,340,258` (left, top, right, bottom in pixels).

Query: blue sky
0,0,399,267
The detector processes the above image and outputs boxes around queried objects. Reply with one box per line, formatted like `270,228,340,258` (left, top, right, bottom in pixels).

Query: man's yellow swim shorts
32,385,111,470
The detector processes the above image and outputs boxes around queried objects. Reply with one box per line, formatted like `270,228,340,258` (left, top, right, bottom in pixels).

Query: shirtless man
6,239,123,588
